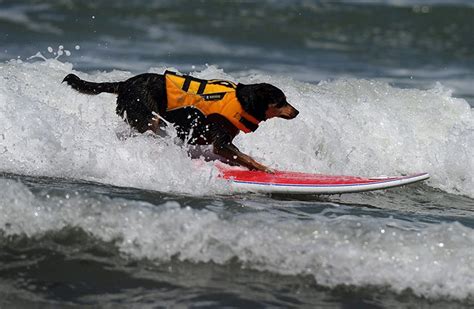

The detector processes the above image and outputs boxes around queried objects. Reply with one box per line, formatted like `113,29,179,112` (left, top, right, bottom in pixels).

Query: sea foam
0,179,473,300
0,58,472,196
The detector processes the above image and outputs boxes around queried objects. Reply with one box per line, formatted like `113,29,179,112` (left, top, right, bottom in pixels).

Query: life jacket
164,71,260,133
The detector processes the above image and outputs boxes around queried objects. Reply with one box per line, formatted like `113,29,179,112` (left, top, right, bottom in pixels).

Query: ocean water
0,0,473,307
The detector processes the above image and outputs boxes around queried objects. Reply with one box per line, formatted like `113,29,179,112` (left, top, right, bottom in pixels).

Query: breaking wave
1,179,473,300
0,57,472,196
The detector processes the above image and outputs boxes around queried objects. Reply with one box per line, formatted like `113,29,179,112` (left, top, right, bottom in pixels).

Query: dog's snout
287,104,299,119
279,105,299,120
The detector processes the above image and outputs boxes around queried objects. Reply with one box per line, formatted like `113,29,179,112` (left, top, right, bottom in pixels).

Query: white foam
1,179,473,300
233,74,473,197
0,59,227,195
0,59,472,196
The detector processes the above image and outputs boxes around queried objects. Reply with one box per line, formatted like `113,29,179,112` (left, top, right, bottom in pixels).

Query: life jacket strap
164,70,260,133
182,77,191,92
197,80,207,94
235,111,260,132
240,117,259,132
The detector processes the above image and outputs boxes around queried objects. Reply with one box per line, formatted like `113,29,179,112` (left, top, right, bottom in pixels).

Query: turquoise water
0,0,473,307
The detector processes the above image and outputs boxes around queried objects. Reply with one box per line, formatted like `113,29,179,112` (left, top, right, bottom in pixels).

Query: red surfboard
218,165,429,194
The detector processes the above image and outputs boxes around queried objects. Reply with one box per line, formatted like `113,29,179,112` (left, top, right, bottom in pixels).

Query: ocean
0,0,473,307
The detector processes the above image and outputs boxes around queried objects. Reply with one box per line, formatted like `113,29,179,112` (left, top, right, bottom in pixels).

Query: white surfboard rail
229,173,430,194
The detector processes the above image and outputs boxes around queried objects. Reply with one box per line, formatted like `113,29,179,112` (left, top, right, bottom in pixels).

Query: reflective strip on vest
164,71,260,133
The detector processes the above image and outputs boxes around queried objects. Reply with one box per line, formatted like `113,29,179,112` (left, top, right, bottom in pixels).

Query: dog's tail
63,74,121,95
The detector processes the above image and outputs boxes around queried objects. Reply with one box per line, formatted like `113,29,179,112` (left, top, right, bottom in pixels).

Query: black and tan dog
63,71,298,172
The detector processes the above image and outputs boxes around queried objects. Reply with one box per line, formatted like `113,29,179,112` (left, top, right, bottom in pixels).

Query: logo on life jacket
164,71,260,133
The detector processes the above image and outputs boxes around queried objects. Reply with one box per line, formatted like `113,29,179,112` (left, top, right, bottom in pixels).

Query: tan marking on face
265,104,299,120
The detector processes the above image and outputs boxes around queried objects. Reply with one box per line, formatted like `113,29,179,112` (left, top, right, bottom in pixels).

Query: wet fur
63,72,298,172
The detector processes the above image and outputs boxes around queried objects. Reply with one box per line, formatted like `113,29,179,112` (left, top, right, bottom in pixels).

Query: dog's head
237,83,299,121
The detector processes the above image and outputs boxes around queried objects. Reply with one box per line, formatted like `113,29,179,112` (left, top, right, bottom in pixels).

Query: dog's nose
292,109,299,118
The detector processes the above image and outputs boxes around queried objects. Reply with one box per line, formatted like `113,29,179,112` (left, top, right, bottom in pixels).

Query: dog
63,71,299,172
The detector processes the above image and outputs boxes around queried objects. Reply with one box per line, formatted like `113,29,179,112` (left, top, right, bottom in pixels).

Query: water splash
1,179,473,300
0,58,472,196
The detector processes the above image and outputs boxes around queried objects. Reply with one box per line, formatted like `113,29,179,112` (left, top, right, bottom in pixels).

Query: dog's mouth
265,104,299,120
280,114,295,120
279,107,299,119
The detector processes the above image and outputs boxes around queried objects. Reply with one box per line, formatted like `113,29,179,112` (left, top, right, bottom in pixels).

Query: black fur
64,73,167,133
63,74,121,95
63,72,298,171
236,83,287,121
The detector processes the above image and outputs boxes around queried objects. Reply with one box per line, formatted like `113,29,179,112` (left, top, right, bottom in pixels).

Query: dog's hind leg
116,94,156,133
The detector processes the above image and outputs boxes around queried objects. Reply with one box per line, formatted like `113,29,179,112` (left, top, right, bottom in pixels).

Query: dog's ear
237,83,265,121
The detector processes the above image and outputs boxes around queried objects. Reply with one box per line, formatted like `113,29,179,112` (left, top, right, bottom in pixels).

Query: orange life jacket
164,71,260,133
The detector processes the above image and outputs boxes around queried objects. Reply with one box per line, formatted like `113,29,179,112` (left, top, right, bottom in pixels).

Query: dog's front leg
148,113,161,134
213,143,274,173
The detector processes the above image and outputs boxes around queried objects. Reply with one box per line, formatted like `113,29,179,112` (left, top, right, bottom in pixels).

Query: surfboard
218,165,430,194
